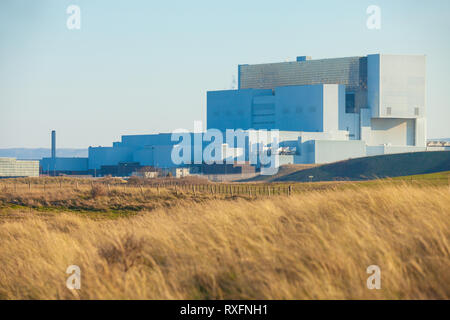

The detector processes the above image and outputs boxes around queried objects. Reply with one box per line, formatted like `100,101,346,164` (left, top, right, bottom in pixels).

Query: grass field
0,176,449,299
393,170,450,181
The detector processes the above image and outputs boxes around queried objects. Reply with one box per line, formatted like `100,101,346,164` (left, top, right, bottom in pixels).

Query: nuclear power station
33,53,447,178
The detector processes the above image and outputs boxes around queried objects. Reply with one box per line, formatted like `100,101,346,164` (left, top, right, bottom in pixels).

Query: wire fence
1,174,448,199
0,180,296,197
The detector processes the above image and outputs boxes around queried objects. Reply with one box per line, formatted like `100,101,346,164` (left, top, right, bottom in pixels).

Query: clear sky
1,0,449,148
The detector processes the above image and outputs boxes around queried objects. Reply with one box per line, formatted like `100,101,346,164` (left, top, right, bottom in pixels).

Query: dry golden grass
0,181,220,215
0,182,449,299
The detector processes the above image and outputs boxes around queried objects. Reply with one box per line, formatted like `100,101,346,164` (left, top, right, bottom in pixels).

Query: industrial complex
209,53,428,161
3,53,448,179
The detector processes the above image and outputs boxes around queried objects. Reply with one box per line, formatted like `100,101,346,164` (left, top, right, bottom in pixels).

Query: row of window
385,107,421,116
211,106,319,117
0,160,39,176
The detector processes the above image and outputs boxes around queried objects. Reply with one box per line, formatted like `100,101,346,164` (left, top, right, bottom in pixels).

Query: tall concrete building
207,54,427,163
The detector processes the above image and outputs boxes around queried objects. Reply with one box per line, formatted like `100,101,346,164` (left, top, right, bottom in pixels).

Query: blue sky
0,0,449,147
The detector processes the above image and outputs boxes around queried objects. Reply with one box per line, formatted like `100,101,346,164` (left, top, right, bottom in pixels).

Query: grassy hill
248,151,450,182
242,164,318,182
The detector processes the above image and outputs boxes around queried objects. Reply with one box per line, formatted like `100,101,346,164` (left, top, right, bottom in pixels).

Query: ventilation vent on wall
386,107,392,116
414,107,420,116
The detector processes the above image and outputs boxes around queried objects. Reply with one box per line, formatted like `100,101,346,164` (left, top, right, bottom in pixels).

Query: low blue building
41,157,89,175
88,133,207,172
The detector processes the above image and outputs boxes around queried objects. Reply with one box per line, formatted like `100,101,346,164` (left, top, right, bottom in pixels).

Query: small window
386,107,392,116
345,93,356,113
414,107,420,116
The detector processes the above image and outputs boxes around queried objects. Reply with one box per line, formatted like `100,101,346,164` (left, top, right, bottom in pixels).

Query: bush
127,176,142,185
90,184,106,198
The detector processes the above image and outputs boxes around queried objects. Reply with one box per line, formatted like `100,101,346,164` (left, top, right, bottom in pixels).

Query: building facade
0,158,39,178
40,157,89,175
207,54,427,164
42,53,429,176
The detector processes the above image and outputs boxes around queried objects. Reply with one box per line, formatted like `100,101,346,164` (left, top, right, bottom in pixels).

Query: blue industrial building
88,134,186,170
208,85,345,133
207,54,427,164
41,53,430,176
41,130,89,175
41,157,89,175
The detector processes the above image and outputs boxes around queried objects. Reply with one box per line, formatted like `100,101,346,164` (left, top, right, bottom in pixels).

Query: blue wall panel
274,85,324,132
207,89,272,132
88,147,133,170
41,157,88,172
